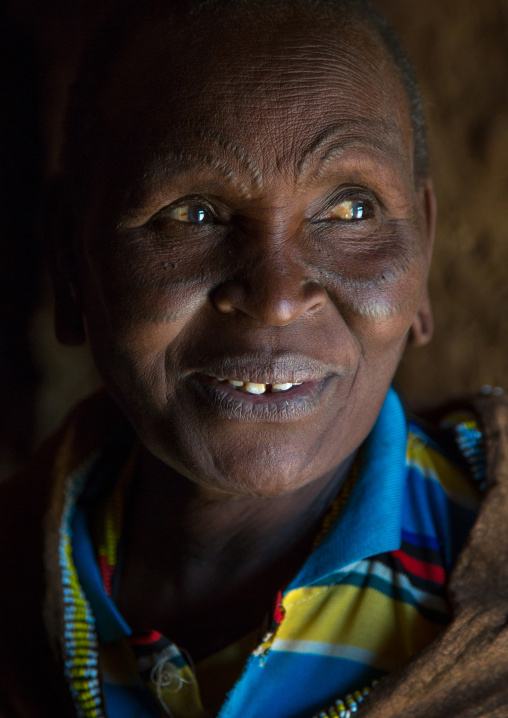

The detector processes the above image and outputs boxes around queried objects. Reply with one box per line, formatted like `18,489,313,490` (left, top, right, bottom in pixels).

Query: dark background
1,0,507,479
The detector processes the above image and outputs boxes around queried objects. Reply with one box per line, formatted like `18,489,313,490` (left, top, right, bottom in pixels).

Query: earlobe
43,175,86,346
409,290,433,346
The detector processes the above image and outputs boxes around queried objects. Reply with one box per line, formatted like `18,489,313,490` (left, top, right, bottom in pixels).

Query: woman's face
67,8,434,497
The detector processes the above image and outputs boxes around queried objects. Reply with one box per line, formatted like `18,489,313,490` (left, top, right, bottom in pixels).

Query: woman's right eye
168,203,214,224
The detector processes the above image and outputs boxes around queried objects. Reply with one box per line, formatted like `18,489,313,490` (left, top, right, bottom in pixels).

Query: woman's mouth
188,372,333,422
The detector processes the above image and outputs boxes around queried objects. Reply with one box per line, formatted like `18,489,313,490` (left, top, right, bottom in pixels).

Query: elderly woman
1,1,508,717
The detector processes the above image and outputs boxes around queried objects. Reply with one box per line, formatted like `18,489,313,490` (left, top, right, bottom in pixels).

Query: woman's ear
409,289,433,346
409,178,436,347
43,175,86,346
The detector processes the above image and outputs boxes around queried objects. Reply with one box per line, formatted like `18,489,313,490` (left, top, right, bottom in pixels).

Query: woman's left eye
168,204,214,224
322,199,374,222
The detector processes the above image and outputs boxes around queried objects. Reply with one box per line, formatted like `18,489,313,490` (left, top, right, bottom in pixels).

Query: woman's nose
211,249,328,326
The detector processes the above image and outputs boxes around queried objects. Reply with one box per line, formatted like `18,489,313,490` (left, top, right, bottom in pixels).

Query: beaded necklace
311,681,379,718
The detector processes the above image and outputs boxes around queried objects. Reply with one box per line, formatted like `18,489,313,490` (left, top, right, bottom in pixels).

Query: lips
181,352,345,421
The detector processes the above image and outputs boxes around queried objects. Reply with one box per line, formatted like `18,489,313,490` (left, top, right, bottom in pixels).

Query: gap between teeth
216,378,303,395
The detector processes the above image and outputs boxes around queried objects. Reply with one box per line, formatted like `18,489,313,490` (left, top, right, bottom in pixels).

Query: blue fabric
219,651,384,718
288,388,407,590
401,461,476,571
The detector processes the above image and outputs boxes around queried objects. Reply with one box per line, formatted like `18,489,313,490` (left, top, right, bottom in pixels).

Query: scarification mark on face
193,127,264,191
137,149,252,201
134,123,264,203
296,119,404,181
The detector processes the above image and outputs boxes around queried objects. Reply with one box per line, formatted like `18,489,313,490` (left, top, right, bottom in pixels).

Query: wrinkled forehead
91,6,414,197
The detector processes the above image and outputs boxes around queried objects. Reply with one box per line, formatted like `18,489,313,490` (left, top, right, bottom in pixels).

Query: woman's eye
168,204,213,224
322,199,373,222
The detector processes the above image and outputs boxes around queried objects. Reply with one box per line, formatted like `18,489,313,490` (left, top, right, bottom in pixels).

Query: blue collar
287,387,408,590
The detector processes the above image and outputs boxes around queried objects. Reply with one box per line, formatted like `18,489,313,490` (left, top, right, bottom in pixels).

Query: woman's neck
115,447,356,659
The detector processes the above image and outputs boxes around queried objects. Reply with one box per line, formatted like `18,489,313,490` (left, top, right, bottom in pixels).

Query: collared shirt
65,388,484,718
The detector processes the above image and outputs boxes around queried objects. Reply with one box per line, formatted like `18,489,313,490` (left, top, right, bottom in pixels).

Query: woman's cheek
342,270,426,324
312,221,428,325
87,238,222,326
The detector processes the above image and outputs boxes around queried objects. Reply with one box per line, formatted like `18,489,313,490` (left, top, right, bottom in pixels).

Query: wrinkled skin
51,5,435,656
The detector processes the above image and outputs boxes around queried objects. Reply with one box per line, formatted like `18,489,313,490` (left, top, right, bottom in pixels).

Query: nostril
303,280,328,314
211,281,243,315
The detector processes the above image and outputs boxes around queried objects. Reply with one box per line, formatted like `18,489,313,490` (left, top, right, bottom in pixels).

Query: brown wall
381,0,508,400
1,0,507,477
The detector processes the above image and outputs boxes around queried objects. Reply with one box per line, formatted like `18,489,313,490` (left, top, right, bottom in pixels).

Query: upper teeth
214,378,303,395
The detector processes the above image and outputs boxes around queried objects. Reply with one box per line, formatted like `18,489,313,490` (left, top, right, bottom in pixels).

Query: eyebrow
151,149,253,194
296,118,405,179
137,124,264,200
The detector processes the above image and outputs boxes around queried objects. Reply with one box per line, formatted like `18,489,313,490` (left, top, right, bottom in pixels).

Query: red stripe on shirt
392,549,446,584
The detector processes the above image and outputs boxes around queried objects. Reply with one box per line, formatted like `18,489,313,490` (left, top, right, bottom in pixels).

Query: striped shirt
68,388,484,718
